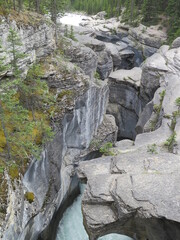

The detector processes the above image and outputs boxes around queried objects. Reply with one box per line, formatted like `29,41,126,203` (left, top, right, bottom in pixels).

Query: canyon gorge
0,10,180,240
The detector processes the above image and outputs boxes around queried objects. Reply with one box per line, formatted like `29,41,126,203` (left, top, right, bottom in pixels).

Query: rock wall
0,13,56,76
78,39,180,240
0,14,116,240
2,77,110,240
107,67,144,140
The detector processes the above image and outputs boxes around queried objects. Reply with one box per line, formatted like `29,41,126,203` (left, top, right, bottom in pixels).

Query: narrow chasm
55,183,133,240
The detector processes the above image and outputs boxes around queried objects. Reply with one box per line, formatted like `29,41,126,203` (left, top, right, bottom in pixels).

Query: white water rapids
59,13,89,26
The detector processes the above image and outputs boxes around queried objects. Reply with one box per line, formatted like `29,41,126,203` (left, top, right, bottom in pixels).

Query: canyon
0,11,180,240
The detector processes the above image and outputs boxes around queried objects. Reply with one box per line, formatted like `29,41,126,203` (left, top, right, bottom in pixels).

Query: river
59,13,89,26
56,185,132,240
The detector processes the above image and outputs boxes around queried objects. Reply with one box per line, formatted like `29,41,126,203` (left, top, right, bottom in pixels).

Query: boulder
75,35,113,79
171,37,180,49
95,32,120,43
75,35,105,52
104,42,122,69
109,67,142,87
140,44,180,102
95,11,107,20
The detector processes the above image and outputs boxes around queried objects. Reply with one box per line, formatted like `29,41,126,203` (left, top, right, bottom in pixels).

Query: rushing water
56,185,133,240
59,13,88,26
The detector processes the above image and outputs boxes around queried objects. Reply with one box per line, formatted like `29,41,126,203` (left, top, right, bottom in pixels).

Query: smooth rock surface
109,67,142,87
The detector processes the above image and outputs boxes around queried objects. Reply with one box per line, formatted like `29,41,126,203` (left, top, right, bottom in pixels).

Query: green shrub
99,142,114,156
147,144,158,154
164,132,177,152
25,192,35,203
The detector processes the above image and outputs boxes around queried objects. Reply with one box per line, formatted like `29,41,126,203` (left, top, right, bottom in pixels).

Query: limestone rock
129,24,167,49
64,39,98,79
107,68,144,140
96,50,113,79
79,38,180,240
75,35,105,52
171,37,180,49
95,11,107,20
140,45,180,102
2,32,109,240
0,17,56,76
104,42,122,69
79,150,180,240
109,67,142,87
75,35,113,79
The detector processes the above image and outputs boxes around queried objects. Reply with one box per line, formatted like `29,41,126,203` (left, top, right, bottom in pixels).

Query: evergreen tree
7,27,26,76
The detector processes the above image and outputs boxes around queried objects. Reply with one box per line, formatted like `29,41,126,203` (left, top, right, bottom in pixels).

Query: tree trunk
130,0,134,23
18,0,22,11
51,0,58,43
13,0,16,10
51,0,57,24
35,0,41,13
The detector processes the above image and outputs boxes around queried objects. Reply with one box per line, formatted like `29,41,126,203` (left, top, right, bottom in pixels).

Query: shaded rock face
2,77,110,240
78,40,180,240
107,67,144,140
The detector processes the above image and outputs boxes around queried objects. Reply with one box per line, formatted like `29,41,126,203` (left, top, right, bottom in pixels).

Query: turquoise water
56,186,132,240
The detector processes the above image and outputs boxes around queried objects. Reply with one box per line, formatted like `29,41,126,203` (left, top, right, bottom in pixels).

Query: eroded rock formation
78,40,180,240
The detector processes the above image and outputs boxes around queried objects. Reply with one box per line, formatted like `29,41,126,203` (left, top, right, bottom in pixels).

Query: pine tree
69,26,76,40
64,24,69,37
7,27,26,76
